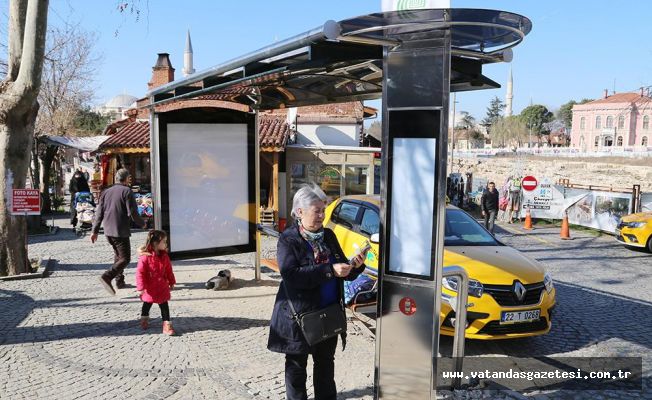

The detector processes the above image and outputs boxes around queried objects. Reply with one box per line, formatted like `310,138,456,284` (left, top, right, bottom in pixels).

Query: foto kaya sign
12,189,40,215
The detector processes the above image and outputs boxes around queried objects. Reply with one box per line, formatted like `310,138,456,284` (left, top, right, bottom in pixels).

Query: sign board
382,0,451,12
567,190,633,233
11,189,40,215
521,176,538,191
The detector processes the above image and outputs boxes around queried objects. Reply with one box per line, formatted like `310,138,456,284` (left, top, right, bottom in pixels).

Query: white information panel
167,123,250,252
388,138,436,277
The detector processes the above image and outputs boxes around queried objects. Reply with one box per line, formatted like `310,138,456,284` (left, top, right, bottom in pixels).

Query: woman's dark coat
268,224,364,355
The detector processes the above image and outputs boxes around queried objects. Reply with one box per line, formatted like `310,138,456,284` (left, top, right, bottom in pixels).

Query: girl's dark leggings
141,302,170,321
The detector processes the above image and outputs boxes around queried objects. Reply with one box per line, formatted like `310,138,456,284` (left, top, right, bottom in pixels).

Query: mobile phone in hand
350,241,372,266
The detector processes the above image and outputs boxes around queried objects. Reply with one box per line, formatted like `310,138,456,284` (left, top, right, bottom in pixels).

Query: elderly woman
268,184,367,400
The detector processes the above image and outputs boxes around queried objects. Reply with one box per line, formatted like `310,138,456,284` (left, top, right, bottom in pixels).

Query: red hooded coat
136,251,176,304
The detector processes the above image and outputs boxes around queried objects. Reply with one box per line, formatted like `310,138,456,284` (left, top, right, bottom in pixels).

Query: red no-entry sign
12,189,41,215
522,176,538,191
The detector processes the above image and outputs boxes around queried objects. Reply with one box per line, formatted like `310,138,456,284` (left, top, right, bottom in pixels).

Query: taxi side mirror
370,233,380,244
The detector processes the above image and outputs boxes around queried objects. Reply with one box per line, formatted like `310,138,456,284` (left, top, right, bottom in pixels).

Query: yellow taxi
616,212,652,252
324,195,556,340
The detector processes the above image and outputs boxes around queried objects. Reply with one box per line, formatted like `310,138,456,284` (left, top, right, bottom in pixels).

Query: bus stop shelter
146,8,531,399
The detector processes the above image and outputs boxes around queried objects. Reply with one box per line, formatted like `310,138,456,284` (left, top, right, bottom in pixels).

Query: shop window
595,116,601,129
605,116,613,128
618,115,625,129
643,136,649,146
580,117,585,130
317,165,342,198
617,136,623,146
344,166,368,196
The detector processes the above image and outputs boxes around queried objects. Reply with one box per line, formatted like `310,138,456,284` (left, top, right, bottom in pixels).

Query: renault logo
514,281,527,302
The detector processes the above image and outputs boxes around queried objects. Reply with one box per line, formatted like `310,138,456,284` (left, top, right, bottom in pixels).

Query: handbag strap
282,282,300,319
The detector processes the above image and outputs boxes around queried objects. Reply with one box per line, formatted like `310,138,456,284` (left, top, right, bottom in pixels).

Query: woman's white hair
291,183,327,219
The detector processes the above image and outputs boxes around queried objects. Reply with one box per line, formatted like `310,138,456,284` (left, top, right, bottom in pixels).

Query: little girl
136,230,176,335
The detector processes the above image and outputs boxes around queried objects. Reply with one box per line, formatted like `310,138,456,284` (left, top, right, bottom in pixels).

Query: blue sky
45,0,652,123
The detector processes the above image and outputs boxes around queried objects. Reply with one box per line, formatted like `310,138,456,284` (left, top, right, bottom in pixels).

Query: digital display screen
166,123,250,252
388,137,436,277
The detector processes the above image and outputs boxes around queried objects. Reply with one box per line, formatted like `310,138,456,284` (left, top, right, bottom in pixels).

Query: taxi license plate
500,309,540,324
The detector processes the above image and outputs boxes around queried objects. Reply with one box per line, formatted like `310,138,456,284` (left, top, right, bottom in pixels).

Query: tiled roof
259,116,290,151
99,120,150,149
584,92,652,105
98,117,290,152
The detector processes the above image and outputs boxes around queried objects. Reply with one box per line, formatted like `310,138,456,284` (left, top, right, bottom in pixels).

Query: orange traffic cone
560,214,571,240
523,208,533,230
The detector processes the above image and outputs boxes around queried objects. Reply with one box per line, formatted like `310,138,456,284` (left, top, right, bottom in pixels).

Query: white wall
296,124,359,147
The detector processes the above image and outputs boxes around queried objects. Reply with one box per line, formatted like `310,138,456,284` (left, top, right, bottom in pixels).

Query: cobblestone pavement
1,216,373,400
0,216,650,399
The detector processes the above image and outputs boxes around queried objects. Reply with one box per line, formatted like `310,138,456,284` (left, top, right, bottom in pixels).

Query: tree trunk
38,144,56,213
0,105,38,276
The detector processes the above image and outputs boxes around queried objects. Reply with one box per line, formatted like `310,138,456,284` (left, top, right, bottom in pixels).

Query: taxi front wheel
647,236,652,253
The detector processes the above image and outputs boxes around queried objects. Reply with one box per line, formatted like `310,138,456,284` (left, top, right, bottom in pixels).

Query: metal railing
441,265,469,389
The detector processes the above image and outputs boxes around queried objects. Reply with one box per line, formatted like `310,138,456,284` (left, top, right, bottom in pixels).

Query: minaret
183,30,195,77
505,67,513,117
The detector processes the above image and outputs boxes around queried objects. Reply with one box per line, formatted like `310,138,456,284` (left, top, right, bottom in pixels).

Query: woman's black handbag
283,284,347,346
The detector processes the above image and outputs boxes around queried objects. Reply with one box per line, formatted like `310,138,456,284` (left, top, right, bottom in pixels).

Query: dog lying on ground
205,269,232,290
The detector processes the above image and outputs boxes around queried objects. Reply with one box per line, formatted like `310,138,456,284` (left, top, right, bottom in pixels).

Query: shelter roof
145,9,531,110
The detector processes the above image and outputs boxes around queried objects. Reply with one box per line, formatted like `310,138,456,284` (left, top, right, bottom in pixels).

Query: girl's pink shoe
162,321,175,336
140,316,149,330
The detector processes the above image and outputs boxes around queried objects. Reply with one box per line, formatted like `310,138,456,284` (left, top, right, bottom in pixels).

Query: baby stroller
73,192,95,237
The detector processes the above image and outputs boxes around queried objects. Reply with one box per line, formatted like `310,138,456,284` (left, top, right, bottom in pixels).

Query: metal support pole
451,93,456,173
254,110,262,282
442,265,469,389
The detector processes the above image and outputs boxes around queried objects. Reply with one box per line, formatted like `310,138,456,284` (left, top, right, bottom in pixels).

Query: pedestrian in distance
136,230,176,336
268,184,368,400
69,169,90,228
481,181,500,234
91,168,147,294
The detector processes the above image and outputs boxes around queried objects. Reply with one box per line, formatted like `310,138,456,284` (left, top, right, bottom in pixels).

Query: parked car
616,212,652,252
324,195,556,340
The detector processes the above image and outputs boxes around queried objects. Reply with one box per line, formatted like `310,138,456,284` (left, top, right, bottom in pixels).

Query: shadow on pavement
0,314,270,345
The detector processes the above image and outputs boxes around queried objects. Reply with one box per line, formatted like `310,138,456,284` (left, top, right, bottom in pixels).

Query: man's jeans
484,210,497,234
105,236,131,283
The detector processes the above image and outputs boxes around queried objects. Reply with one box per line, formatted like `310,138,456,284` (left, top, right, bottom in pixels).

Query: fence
454,147,652,159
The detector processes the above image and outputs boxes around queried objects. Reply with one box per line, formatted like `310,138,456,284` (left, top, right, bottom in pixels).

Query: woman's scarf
298,223,331,264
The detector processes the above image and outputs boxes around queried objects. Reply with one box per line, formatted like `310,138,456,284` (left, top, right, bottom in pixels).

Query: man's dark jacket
481,188,499,213
268,224,364,355
69,174,90,195
92,184,144,237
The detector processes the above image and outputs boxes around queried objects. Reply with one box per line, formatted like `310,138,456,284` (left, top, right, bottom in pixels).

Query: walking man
91,169,146,295
481,181,499,234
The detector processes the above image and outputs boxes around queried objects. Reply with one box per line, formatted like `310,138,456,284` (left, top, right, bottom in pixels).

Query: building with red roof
571,89,652,151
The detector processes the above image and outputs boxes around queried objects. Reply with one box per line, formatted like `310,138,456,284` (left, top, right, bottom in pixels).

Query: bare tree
0,0,49,276
33,23,100,213
491,116,528,149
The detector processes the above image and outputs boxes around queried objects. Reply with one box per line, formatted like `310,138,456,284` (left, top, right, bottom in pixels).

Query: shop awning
146,9,531,110
41,135,110,152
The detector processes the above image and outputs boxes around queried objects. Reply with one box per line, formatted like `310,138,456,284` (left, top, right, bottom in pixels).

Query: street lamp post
451,93,458,172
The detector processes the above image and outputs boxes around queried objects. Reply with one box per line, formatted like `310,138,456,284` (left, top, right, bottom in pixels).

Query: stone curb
0,256,54,281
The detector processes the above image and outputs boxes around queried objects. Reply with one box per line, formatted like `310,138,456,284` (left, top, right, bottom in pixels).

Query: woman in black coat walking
268,184,367,400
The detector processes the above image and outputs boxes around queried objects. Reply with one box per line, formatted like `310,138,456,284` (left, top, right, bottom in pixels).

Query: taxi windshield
445,209,499,246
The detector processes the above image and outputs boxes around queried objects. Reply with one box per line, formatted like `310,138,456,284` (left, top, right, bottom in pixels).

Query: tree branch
5,0,28,83
13,0,49,104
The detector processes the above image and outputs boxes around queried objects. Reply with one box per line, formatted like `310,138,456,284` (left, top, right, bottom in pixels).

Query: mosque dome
105,94,138,109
